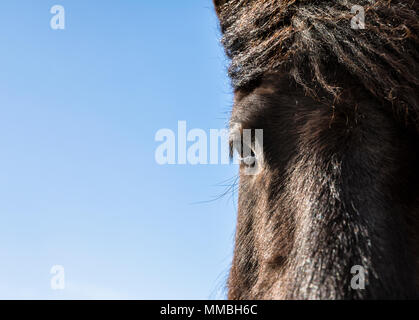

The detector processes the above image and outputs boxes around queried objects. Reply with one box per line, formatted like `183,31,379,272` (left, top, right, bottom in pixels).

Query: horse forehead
230,80,307,127
231,93,265,126
230,76,287,125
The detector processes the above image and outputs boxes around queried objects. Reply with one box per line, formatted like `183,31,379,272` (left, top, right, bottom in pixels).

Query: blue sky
0,1,238,299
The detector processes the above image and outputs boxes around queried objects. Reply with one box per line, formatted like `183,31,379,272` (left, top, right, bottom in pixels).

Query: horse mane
215,0,419,130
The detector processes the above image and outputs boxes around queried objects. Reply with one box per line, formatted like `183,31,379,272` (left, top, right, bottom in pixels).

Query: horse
213,0,419,299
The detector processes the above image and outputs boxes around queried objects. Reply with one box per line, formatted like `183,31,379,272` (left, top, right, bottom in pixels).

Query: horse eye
229,124,261,169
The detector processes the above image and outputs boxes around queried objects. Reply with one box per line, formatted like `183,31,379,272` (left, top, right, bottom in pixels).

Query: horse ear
213,0,230,16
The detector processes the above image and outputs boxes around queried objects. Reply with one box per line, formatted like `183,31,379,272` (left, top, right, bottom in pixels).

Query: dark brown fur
214,0,419,299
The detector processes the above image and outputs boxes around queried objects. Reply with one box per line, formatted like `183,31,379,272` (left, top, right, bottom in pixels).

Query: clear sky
0,0,238,299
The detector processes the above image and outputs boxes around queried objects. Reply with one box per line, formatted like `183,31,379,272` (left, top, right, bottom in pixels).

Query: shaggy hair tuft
216,0,419,130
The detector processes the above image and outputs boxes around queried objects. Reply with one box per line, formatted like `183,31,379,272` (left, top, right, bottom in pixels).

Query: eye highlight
240,154,256,168
235,140,256,168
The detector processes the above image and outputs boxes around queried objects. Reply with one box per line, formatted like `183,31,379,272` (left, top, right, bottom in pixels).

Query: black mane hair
215,0,419,130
